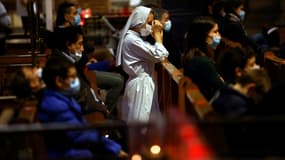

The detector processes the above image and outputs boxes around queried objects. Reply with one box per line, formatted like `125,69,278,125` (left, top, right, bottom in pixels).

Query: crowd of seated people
5,0,285,159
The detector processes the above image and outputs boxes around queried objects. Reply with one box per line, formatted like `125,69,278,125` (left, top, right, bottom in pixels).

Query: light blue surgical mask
208,35,221,49
61,77,81,96
164,20,172,32
239,10,246,21
74,14,81,26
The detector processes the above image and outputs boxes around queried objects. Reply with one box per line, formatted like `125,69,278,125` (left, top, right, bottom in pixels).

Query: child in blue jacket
39,57,128,159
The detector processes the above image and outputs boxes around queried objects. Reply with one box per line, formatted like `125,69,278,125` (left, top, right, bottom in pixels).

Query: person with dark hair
222,0,259,55
182,16,224,100
55,1,77,28
145,6,182,67
216,47,259,84
11,66,45,100
211,68,271,119
50,26,109,115
39,57,128,159
211,0,226,33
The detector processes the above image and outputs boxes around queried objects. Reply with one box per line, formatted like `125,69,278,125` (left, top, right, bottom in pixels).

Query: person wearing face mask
182,16,224,100
50,26,110,116
55,2,78,28
116,6,169,123
144,6,182,68
39,57,128,159
221,0,259,55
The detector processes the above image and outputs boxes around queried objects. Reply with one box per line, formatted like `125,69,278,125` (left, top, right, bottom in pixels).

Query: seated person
11,66,45,100
49,26,111,116
10,64,108,116
39,57,128,159
216,47,260,84
210,68,271,119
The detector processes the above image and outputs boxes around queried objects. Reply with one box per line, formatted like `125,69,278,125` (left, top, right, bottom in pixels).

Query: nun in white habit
116,6,169,123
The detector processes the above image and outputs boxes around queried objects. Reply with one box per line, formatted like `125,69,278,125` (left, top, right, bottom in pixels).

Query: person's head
11,66,44,99
129,6,154,37
185,16,221,54
54,26,84,58
216,47,259,83
224,0,245,20
212,0,226,18
152,8,171,32
56,2,77,27
42,57,80,96
236,68,271,104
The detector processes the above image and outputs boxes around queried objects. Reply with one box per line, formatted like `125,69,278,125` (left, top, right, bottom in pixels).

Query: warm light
81,8,92,19
84,14,90,19
150,145,161,155
131,154,142,160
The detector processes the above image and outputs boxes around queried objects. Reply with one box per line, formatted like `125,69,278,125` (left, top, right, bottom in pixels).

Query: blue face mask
61,77,81,96
239,10,246,21
74,14,81,26
164,20,172,32
208,35,221,49
77,8,82,15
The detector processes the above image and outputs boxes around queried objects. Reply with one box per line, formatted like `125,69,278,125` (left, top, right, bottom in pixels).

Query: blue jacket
38,89,121,159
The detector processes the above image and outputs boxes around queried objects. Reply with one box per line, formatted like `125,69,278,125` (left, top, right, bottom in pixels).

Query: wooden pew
9,99,48,160
155,59,184,112
156,59,226,155
263,51,285,85
156,59,217,119
0,53,47,67
156,59,285,158
0,96,17,125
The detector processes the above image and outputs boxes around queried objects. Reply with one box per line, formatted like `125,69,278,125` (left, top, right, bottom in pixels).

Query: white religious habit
116,6,169,123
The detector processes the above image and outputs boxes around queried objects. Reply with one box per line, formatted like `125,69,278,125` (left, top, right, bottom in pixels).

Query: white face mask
70,50,82,62
36,67,43,78
140,24,152,37
75,51,82,58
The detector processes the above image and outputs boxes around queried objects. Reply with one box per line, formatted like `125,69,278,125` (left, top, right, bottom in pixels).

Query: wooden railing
264,51,285,85
156,59,217,120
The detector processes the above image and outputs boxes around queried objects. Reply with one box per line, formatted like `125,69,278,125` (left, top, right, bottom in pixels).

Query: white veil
115,6,151,66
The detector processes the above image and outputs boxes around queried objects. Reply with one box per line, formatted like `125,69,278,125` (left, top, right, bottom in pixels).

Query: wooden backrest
263,51,285,85
178,77,216,120
156,60,226,153
156,59,217,120
0,53,47,67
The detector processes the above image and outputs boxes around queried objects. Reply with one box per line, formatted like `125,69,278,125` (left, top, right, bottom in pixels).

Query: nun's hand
152,20,163,32
152,20,163,43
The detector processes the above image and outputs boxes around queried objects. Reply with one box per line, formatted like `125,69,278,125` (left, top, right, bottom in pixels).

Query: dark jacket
184,55,224,100
222,13,249,46
49,49,108,114
38,89,121,159
211,85,254,119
